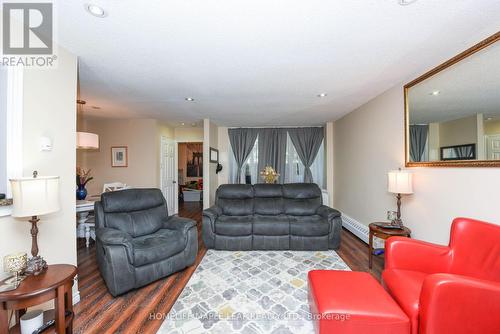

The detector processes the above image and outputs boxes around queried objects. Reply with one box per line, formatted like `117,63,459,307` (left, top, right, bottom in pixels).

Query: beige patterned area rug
157,250,350,334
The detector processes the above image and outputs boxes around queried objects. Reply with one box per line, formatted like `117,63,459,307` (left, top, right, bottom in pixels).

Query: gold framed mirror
405,31,500,167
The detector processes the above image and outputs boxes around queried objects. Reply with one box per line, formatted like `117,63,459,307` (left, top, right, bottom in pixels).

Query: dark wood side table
369,223,411,269
0,264,77,334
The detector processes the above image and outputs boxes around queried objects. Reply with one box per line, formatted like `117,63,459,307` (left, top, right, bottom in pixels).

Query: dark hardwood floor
73,202,383,333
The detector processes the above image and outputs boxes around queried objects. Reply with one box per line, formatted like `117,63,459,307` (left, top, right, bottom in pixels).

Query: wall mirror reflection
405,32,500,167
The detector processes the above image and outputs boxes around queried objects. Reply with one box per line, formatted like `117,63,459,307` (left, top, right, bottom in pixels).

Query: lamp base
390,219,404,228
25,256,48,276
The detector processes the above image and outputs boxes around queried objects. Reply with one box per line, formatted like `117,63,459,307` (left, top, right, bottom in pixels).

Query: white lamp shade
10,176,60,217
76,132,99,149
388,170,413,194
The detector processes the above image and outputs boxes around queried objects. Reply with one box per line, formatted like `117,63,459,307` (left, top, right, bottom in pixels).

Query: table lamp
10,171,60,275
387,168,413,227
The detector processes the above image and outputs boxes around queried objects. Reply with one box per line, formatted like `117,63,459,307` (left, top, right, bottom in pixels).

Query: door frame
176,140,204,210
485,134,500,160
160,136,178,215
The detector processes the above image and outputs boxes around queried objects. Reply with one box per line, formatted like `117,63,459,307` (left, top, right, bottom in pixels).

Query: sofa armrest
96,227,134,264
316,205,341,222
385,237,451,274
203,206,222,223
163,216,197,233
419,273,500,334
202,206,221,249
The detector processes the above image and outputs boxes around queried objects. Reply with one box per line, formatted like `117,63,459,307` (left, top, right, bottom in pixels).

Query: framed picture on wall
209,147,219,163
111,146,128,167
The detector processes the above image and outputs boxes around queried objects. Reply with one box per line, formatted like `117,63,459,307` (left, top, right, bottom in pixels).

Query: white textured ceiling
56,0,500,126
409,40,500,124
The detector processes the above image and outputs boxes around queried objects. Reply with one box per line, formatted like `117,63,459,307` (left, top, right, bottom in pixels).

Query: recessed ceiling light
181,122,185,126
191,123,197,127
85,4,107,17
398,0,418,5
185,97,195,101
487,117,493,121
430,90,440,96
317,93,327,98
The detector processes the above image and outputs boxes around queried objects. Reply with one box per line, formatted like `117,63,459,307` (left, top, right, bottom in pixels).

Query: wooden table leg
65,285,73,333
368,231,373,269
55,285,66,334
0,307,8,334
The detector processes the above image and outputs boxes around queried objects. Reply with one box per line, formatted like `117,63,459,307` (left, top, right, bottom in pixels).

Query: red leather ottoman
308,270,410,334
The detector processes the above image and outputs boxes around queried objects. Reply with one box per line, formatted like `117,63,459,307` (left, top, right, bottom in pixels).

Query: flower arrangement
76,167,93,187
260,166,280,184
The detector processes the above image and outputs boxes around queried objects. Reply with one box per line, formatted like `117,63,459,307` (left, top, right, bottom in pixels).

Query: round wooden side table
0,264,77,334
368,223,411,269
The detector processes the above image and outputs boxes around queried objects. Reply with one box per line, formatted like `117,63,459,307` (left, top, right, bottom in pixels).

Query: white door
160,136,177,214
486,135,500,160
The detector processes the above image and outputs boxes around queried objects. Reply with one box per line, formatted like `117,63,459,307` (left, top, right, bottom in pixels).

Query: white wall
203,119,219,209
0,47,78,275
325,122,335,207
77,118,173,195
174,127,204,142
333,85,500,244
217,126,230,186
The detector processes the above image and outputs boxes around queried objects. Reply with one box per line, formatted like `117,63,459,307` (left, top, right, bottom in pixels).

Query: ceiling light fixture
181,122,185,126
91,106,101,110
398,0,418,5
317,93,327,98
185,97,195,101
430,90,440,96
85,4,107,17
191,123,197,127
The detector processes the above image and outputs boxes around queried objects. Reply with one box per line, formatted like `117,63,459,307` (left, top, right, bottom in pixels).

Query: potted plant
76,167,93,200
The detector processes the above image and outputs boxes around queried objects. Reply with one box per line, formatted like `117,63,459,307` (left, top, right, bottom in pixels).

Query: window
229,138,259,184
284,134,325,188
0,67,23,199
0,68,7,196
228,132,325,188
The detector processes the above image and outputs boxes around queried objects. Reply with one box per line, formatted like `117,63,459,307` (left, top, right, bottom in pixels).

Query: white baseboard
341,213,384,248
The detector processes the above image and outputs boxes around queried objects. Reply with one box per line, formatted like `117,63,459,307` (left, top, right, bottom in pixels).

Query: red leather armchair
382,217,500,334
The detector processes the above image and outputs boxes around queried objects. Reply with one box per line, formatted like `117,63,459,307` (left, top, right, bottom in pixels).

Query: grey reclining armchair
95,188,197,296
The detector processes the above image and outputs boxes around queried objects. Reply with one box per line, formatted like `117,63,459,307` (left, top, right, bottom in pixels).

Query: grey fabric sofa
203,183,342,251
95,188,198,296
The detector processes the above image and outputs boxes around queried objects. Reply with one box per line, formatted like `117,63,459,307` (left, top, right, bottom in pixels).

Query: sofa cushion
254,184,284,215
216,215,253,236
382,269,427,334
253,215,289,235
102,188,165,213
282,183,322,216
105,205,166,238
289,215,329,236
216,184,254,216
132,228,185,266
101,189,167,237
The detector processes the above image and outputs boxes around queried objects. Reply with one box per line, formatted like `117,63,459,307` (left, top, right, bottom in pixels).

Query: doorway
177,142,203,216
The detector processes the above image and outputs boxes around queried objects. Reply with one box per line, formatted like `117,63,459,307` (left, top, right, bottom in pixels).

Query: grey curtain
288,127,324,183
257,128,287,184
409,125,429,162
228,128,258,183
454,145,475,159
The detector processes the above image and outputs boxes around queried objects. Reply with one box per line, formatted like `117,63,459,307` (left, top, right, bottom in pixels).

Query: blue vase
76,185,87,200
